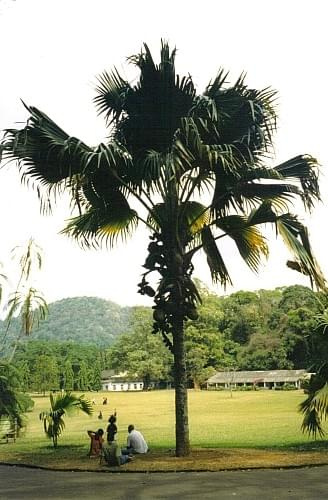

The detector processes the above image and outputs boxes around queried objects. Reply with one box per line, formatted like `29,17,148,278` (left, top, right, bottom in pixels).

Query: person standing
106,412,117,443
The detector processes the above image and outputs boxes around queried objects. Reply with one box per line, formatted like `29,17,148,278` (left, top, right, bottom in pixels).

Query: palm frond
94,68,131,125
204,68,230,99
62,203,138,249
310,382,328,417
274,155,320,211
2,104,91,185
115,41,196,156
301,407,325,438
183,201,209,234
6,287,48,336
247,201,278,225
216,215,269,272
203,73,278,156
276,214,326,290
11,238,43,282
201,226,232,287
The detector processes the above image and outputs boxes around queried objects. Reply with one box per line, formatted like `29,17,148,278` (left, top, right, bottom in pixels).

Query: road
0,464,327,499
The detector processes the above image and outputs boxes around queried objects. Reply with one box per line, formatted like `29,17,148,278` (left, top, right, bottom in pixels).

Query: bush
282,383,296,391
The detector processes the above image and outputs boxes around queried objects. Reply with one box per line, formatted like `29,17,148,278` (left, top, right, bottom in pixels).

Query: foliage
0,362,34,430
300,304,328,437
11,340,105,392
0,297,130,351
107,306,172,388
32,355,59,394
2,42,325,456
39,391,93,447
0,238,47,360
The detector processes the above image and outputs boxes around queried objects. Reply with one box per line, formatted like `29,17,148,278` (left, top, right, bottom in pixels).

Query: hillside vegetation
1,296,135,347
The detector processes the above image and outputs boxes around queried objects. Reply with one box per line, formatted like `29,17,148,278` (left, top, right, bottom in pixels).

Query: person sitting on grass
106,411,117,443
122,424,148,455
103,437,133,466
87,428,104,458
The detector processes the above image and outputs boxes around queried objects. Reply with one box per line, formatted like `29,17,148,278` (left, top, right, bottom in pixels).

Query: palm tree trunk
173,314,190,456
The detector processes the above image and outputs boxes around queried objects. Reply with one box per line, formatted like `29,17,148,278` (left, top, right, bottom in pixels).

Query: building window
105,385,108,390
121,384,124,391
128,383,131,390
139,383,143,389
113,384,116,390
134,383,137,389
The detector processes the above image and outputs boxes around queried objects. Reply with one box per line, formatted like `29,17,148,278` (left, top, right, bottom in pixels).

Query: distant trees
63,360,74,391
32,355,59,394
108,307,172,389
7,284,328,400
12,341,104,392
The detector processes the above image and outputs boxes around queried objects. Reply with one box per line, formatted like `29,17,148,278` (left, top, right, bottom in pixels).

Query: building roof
101,370,140,383
207,369,308,384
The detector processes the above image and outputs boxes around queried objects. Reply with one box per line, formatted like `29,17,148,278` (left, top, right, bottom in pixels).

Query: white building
101,370,144,392
206,369,310,390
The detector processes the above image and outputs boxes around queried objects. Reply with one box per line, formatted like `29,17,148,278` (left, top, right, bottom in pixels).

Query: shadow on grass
197,440,328,452
278,440,328,452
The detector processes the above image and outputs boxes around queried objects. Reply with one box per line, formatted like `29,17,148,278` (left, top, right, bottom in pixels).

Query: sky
0,0,327,307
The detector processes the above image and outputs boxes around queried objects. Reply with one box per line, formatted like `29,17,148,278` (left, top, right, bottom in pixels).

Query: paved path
0,464,328,499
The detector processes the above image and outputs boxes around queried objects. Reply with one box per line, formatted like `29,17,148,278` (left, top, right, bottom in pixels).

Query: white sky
0,0,327,306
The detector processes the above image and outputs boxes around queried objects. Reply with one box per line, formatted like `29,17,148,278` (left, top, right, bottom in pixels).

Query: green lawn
1,389,328,470
7,389,328,448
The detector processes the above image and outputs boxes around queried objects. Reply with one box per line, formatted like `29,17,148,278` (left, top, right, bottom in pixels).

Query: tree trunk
173,315,190,456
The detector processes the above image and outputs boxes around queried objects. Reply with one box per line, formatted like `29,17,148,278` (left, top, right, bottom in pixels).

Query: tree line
11,341,103,393
8,283,328,392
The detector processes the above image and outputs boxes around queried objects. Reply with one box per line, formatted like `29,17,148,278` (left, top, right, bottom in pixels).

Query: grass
1,389,328,471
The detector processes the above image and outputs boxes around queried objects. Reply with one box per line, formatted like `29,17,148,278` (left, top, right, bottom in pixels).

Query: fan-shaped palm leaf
216,215,268,273
62,204,138,248
276,214,326,290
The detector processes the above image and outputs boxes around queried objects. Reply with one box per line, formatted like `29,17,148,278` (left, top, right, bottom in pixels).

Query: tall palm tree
2,42,325,455
40,392,93,448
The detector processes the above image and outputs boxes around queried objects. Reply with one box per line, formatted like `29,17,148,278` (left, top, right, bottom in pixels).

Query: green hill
1,296,139,348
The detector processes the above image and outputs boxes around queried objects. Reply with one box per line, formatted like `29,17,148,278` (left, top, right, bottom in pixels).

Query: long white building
206,369,310,390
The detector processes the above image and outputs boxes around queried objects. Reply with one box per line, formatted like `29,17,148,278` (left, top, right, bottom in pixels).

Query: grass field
1,389,328,471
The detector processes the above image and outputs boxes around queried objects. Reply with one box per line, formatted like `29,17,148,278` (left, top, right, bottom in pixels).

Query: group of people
87,411,148,466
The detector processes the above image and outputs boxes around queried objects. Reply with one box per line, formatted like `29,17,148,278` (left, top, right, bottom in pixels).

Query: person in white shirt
123,424,148,454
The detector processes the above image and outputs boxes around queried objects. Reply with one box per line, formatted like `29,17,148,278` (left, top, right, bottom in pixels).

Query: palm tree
300,307,328,437
0,238,48,360
0,361,33,431
2,42,325,455
39,392,93,448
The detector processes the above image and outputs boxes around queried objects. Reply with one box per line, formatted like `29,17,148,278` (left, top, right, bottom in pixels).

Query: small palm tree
40,392,93,448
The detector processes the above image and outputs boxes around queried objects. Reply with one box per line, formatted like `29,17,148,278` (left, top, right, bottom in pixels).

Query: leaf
276,214,326,290
201,226,232,287
216,215,268,273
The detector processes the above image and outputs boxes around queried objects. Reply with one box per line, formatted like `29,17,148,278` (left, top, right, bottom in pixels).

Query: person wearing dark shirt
106,412,117,443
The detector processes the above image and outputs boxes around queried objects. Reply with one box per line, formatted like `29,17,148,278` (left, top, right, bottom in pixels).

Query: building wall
102,380,144,392
207,379,302,390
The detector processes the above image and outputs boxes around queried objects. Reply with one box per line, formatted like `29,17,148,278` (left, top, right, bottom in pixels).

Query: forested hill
3,296,140,347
